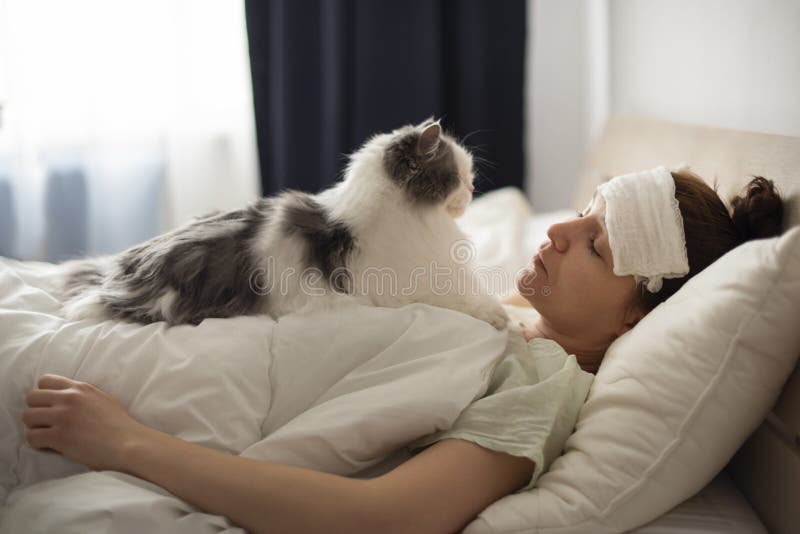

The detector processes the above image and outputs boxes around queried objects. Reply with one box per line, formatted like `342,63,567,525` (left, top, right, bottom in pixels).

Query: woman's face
516,191,644,342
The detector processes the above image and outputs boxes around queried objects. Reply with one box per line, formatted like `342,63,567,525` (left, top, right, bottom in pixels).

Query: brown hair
636,170,785,313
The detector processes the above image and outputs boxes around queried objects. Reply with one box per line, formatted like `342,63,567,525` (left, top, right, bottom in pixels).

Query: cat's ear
419,116,437,128
417,122,441,157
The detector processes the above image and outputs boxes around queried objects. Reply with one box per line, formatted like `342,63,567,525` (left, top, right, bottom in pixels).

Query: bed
0,115,798,533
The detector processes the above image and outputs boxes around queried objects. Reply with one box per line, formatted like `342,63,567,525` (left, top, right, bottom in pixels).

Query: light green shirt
409,334,594,491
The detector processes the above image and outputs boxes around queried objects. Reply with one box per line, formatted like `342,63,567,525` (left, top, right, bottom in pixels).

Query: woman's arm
23,374,533,534
374,438,533,533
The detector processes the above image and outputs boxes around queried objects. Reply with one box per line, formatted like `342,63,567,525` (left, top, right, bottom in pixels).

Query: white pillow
465,225,800,533
459,187,535,288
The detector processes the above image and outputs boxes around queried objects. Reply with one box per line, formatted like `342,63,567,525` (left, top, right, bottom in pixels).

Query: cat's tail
56,257,114,322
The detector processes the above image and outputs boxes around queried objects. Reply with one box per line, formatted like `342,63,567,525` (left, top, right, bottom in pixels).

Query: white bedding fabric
0,256,509,532
632,471,766,534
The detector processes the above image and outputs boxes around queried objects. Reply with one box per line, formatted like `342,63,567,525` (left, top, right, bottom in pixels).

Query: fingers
21,407,57,428
522,328,535,341
26,388,64,407
22,375,93,456
25,427,56,450
28,375,87,407
37,374,75,390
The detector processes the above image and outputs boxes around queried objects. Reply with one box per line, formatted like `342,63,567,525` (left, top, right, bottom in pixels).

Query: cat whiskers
460,129,492,146
472,155,496,170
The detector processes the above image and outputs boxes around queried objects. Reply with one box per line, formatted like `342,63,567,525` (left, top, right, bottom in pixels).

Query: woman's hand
518,321,541,341
521,327,536,341
22,374,145,472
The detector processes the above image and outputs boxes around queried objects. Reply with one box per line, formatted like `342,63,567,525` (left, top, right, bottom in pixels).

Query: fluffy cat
58,119,509,330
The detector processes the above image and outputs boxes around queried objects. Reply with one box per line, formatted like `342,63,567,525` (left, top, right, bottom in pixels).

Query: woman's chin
515,267,538,299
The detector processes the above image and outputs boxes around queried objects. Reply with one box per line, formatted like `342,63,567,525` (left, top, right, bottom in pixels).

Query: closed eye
576,211,601,257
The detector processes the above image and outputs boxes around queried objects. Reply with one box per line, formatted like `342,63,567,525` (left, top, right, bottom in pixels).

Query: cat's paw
471,303,509,330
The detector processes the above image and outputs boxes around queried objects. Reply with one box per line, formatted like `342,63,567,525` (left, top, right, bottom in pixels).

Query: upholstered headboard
573,114,800,534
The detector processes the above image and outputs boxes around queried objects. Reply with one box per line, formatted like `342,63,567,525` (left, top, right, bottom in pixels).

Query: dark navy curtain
245,0,526,197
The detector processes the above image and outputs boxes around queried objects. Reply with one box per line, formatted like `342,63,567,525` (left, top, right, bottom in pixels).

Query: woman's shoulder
488,332,587,392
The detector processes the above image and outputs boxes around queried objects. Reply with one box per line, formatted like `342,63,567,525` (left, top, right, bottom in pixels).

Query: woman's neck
526,319,608,374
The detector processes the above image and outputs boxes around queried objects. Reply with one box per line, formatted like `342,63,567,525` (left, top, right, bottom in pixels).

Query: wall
526,0,800,211
526,0,593,212
610,0,800,138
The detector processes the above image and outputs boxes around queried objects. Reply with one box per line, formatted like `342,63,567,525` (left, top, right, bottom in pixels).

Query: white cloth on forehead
597,166,689,292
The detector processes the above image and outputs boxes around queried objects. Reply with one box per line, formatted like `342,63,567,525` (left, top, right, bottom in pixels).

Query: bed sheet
0,255,508,533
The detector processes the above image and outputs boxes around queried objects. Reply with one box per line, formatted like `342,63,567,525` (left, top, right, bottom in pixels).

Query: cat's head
348,118,476,218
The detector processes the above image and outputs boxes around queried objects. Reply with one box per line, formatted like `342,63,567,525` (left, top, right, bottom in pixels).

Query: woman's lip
534,253,548,275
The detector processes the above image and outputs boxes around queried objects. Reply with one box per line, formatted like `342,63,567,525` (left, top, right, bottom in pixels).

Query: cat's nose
468,184,475,193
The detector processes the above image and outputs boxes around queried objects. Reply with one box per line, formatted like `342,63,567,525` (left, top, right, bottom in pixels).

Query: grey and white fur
58,119,509,330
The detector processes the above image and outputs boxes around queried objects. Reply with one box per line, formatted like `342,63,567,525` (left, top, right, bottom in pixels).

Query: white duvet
0,256,509,533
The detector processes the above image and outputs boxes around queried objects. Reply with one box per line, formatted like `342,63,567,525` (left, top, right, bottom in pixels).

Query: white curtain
0,0,259,261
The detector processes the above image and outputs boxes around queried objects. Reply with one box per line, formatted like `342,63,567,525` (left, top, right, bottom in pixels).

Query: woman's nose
546,222,569,252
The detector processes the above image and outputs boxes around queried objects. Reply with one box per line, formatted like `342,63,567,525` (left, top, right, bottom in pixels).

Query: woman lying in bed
20,167,783,534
